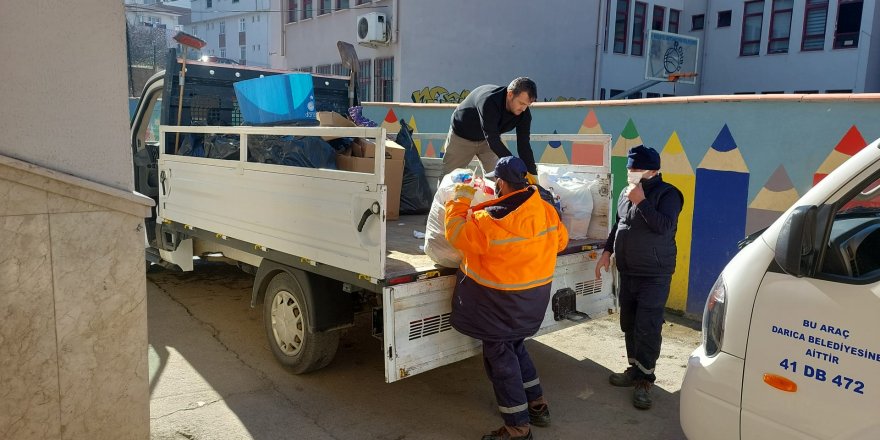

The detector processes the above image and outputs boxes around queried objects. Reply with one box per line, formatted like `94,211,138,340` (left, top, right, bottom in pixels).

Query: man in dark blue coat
595,145,683,410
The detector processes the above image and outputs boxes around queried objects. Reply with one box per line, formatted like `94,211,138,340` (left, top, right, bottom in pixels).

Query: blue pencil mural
687,125,750,314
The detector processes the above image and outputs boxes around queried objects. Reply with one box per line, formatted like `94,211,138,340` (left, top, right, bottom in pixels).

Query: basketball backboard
645,30,700,84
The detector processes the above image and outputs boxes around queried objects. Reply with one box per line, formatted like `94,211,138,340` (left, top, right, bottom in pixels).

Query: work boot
609,366,637,387
633,379,653,410
481,425,533,440
528,403,551,427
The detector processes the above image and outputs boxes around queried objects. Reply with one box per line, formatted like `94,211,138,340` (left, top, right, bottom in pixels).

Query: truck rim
269,289,304,356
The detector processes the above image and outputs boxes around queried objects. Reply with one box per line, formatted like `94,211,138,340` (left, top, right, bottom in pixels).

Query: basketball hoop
645,31,700,85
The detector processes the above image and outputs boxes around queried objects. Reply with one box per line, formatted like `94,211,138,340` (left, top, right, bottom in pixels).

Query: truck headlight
702,274,727,357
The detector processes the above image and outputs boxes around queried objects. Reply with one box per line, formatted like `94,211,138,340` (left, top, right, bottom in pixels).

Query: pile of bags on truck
423,164,611,268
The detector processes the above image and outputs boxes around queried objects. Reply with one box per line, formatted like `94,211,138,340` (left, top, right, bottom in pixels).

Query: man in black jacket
441,78,538,180
595,145,683,410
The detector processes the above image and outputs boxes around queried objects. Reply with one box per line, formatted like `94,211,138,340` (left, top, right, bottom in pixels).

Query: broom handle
173,48,189,154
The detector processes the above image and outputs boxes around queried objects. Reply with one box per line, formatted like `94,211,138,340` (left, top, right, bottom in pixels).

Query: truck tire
263,272,340,374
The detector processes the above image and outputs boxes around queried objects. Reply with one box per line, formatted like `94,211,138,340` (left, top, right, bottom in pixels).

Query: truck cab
680,138,880,439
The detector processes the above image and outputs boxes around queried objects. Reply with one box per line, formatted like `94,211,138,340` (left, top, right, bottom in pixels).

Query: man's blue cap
626,145,661,170
486,156,528,185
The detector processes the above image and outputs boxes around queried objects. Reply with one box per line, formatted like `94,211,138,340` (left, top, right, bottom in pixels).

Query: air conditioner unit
357,12,388,44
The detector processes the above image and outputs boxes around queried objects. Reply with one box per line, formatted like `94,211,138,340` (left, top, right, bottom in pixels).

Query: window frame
669,9,680,33
768,0,794,54
613,0,630,54
631,1,647,56
691,14,704,31
287,0,297,23
239,17,246,32
374,57,394,102
740,1,765,56
358,59,372,102
337,0,349,9
801,0,829,51
833,0,863,49
652,5,665,31
717,10,732,27
302,0,313,20
319,0,332,15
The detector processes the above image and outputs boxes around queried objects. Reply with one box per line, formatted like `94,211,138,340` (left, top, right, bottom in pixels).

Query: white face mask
627,171,646,185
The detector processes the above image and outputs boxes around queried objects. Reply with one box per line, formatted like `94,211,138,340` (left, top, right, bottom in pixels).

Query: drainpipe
592,0,606,100
393,0,400,101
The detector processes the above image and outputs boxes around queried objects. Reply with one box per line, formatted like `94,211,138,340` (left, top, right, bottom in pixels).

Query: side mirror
775,205,818,277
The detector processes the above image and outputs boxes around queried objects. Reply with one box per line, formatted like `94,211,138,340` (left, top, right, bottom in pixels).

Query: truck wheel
263,272,339,374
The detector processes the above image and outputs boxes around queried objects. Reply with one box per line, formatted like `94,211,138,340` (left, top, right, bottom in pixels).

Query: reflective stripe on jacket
444,187,568,341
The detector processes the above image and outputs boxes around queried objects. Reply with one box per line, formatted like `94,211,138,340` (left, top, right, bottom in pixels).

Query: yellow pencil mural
659,132,694,312
540,130,570,164
408,115,421,155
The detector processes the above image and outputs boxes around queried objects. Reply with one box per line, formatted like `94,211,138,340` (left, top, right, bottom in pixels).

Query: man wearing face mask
446,156,568,440
441,78,539,183
595,145,683,410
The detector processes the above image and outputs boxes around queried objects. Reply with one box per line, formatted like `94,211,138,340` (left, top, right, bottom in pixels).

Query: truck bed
385,214,606,279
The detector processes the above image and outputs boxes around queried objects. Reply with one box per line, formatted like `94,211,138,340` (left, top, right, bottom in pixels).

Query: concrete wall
362,94,880,316
1,2,153,439
1,0,134,191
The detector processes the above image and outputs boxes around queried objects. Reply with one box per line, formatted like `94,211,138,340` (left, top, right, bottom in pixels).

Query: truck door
741,168,880,439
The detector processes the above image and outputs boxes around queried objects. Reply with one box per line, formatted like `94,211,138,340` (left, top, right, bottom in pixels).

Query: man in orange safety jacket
445,156,568,440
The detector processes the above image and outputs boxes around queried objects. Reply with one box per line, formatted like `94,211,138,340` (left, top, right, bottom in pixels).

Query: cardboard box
358,139,406,160
336,154,404,220
317,111,356,140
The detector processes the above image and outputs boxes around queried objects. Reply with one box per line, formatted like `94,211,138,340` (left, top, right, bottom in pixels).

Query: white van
680,138,880,439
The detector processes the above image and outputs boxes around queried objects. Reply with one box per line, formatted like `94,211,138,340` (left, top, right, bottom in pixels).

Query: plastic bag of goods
587,176,611,239
424,169,495,268
537,166,593,240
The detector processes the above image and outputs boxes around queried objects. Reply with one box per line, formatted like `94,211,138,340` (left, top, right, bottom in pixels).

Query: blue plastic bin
233,73,317,125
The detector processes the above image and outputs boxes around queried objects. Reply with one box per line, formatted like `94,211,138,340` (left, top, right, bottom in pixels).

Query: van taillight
702,274,727,357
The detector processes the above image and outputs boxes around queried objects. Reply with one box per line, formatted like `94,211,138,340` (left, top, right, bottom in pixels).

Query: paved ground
148,262,701,440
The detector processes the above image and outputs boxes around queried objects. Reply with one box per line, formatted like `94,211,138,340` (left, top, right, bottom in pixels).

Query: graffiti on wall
411,86,471,103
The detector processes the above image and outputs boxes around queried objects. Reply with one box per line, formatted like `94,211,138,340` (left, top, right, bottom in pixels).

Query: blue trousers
618,275,671,383
482,339,543,427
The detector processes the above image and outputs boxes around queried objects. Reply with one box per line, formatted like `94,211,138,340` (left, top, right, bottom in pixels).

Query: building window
332,63,350,76
602,0,611,52
356,0,370,5
374,57,394,102
358,59,371,102
740,1,764,56
833,0,863,49
610,89,624,98
239,18,246,32
826,89,853,93
768,0,793,53
614,0,630,54
319,0,331,15
240,46,246,64
316,64,331,74
802,0,829,51
652,5,665,31
220,48,226,58
302,0,313,20
287,0,297,23
718,10,732,27
295,66,314,73
646,92,661,98
691,14,704,30
219,20,225,35
600,88,606,100
669,9,680,33
632,2,647,56
233,0,239,2
794,90,819,93
338,0,349,9
206,0,212,8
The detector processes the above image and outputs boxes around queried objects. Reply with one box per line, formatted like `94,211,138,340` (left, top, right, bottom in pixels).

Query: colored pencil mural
571,109,606,166
408,115,422,155
746,166,799,235
659,132,694,312
425,141,438,158
610,119,644,215
687,125,750,315
381,108,399,136
540,130,570,164
813,125,867,185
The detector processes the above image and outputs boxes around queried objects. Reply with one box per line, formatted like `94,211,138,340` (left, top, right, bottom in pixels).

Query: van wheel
263,272,339,374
